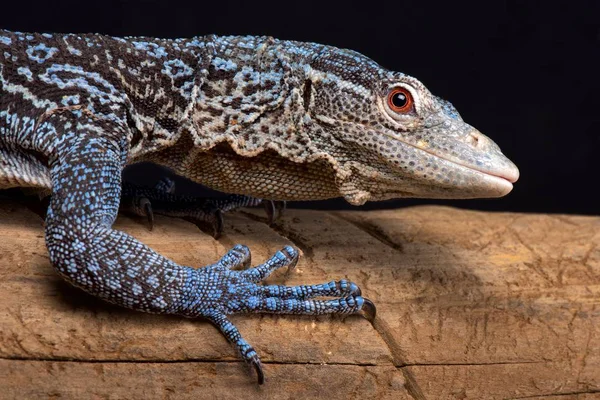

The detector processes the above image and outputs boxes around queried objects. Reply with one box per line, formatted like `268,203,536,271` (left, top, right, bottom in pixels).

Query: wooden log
0,198,598,399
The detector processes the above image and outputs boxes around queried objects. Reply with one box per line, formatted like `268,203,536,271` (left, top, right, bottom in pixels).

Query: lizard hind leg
120,179,224,237
121,177,285,239
211,192,285,226
0,146,51,190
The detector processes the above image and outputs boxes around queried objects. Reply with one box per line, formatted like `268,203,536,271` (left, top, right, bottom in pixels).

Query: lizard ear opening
302,79,313,110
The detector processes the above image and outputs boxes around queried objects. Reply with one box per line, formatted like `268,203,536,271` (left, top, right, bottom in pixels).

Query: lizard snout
464,129,520,184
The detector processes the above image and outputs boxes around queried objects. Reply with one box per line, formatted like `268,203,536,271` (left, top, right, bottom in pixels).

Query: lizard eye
387,87,414,114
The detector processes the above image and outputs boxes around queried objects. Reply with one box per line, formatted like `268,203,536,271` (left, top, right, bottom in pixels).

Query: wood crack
331,212,404,253
506,389,600,399
0,355,379,367
399,361,545,367
238,210,315,260
369,318,427,400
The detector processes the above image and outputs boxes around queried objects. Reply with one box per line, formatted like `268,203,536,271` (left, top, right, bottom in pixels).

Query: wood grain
0,199,598,399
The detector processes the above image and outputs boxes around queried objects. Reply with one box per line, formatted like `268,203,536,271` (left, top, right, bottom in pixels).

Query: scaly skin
0,30,518,383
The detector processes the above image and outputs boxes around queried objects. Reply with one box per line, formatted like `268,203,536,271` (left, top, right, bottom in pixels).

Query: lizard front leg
44,112,374,383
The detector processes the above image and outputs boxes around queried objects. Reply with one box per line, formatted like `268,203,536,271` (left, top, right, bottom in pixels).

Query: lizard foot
209,193,286,226
121,179,223,237
121,178,285,238
188,245,373,384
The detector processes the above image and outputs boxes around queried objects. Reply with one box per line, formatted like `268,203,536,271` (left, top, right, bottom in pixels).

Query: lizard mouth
449,155,519,184
369,132,519,199
419,148,518,197
441,155,518,186
466,167,514,196
381,130,519,192
341,142,518,204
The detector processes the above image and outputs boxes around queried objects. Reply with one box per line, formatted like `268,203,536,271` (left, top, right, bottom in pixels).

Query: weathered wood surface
0,198,598,399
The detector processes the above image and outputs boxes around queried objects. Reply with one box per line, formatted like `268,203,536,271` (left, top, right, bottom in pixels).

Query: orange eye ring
387,87,414,113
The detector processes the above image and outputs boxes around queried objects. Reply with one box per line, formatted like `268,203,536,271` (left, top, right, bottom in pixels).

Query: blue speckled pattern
0,30,375,384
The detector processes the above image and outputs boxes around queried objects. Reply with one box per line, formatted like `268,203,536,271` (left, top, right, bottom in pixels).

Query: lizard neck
186,36,312,161
137,36,361,201
132,35,314,160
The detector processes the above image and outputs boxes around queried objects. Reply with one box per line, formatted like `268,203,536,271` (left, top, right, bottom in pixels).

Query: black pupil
391,92,408,108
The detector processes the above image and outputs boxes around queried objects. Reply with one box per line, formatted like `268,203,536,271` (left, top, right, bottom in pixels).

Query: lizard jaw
414,145,519,193
377,125,519,198
464,166,515,197
381,127,519,184
425,149,519,195
339,142,519,205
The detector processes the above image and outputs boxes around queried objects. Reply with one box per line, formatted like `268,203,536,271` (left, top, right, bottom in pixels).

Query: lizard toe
219,244,252,269
242,246,298,283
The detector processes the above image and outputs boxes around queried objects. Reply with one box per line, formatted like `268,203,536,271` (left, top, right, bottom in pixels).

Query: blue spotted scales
0,30,519,384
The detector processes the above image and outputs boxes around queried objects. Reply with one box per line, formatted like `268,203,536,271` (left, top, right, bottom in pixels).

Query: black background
1,1,598,215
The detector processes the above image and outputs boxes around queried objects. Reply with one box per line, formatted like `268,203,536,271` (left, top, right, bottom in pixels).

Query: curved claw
212,209,224,239
139,197,154,231
263,200,276,226
250,354,265,385
360,298,377,322
274,201,286,220
185,207,224,239
263,200,286,225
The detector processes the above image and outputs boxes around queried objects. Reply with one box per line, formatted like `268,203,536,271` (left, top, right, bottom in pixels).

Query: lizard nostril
466,131,484,148
469,132,480,147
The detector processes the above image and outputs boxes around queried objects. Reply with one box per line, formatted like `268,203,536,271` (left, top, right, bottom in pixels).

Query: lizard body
0,30,518,383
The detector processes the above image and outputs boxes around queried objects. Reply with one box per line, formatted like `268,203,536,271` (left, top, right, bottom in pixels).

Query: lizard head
300,46,519,205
